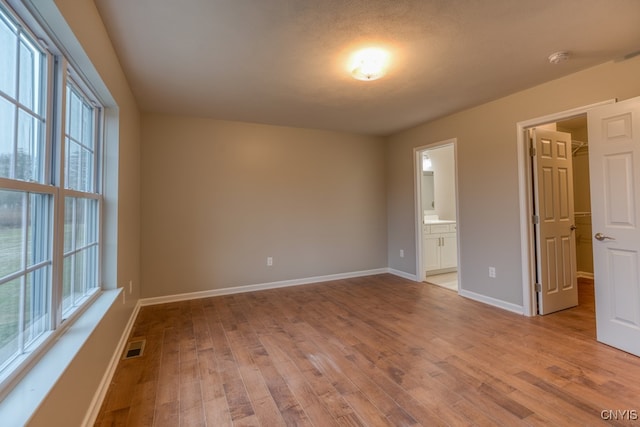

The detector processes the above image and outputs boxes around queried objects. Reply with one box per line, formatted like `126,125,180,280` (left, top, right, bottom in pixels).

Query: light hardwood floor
95,275,640,426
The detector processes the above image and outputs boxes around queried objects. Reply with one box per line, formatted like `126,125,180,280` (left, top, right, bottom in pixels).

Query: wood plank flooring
95,274,640,426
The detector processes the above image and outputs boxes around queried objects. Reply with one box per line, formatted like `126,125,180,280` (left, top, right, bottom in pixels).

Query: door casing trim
516,100,615,316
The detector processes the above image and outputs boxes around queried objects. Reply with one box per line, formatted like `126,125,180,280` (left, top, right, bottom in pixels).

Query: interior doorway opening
414,139,461,292
517,99,614,317
520,97,640,357
526,116,593,315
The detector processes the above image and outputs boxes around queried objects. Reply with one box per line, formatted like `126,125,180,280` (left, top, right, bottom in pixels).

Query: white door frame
516,100,615,316
414,138,460,287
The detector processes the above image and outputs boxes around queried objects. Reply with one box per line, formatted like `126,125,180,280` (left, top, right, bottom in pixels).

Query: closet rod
571,139,588,155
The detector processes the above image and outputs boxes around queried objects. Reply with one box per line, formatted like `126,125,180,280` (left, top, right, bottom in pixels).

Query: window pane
65,137,75,189
64,196,98,251
26,193,50,267
82,103,93,149
18,40,34,110
63,248,98,312
80,146,93,192
84,245,100,295
17,109,44,182
18,34,44,115
0,278,20,370
67,87,82,142
63,197,99,315
24,266,49,346
75,197,87,247
0,189,24,279
0,96,16,179
66,139,93,192
85,198,98,243
75,246,98,298
62,256,71,313
65,84,96,192
63,197,73,253
0,190,51,274
0,10,17,98
73,249,85,302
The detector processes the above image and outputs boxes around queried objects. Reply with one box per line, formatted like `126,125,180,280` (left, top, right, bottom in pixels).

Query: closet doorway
520,98,640,356
414,139,461,292
526,115,594,315
528,115,593,315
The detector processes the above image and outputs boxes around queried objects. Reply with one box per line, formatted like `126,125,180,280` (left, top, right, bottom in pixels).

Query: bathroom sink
424,219,456,225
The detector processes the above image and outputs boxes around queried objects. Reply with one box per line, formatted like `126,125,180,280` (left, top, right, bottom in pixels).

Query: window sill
0,289,121,427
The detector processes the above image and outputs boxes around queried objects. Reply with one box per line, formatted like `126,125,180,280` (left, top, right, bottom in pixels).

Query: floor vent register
123,339,146,359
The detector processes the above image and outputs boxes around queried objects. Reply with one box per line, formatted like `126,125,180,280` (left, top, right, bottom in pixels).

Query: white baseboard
81,300,142,427
458,288,525,315
388,268,418,282
577,271,594,280
139,268,390,306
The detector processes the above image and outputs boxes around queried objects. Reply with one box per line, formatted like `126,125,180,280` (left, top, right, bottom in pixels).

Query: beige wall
141,115,387,298
387,56,640,307
26,0,141,425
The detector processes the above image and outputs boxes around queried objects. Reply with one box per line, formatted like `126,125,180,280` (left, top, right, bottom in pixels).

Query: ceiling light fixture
351,48,389,81
548,51,570,64
422,154,432,171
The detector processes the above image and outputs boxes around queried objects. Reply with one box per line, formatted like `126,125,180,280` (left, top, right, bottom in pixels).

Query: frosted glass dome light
351,48,389,81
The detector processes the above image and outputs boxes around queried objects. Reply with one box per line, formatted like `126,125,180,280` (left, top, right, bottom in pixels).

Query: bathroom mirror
422,171,435,211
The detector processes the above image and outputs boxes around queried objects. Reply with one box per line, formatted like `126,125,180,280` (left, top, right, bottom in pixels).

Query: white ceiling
94,0,640,136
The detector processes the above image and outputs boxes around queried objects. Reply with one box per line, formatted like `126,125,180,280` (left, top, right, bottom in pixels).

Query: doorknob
570,225,577,231
594,232,615,241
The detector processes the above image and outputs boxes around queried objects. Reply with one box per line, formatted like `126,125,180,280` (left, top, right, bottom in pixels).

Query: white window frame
0,0,104,398
57,69,103,323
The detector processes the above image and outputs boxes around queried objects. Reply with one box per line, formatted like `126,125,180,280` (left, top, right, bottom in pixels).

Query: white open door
588,97,640,357
532,129,579,315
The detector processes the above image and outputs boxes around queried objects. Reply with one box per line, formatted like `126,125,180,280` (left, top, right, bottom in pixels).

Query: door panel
604,154,634,225
608,249,639,327
558,168,570,219
588,97,640,356
543,237,558,293
534,129,578,315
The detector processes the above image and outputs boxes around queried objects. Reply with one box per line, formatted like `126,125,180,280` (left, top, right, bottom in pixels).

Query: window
0,1,103,389
0,5,46,184
62,81,101,315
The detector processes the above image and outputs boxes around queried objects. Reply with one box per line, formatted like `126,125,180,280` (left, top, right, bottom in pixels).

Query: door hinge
529,142,536,157
535,283,542,292
532,215,539,225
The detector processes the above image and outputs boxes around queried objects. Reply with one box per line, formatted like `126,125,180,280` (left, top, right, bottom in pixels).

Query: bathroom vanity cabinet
423,222,457,273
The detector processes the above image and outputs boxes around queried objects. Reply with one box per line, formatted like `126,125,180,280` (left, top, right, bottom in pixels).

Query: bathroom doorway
414,139,461,292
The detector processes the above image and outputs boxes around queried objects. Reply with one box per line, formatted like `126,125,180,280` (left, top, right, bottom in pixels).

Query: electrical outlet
129,280,133,294
489,267,496,278
400,249,404,258
267,256,273,266
122,290,126,304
